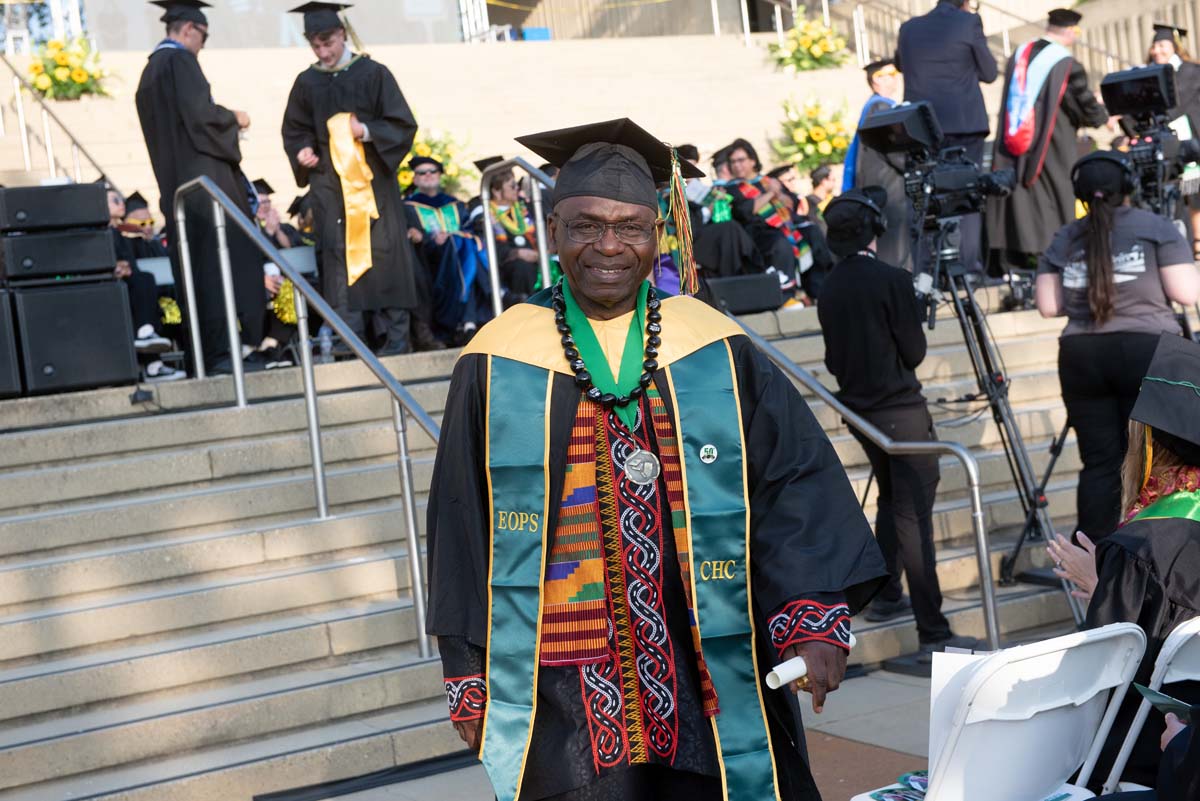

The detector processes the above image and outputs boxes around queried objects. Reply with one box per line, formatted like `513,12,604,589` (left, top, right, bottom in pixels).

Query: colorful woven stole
405,200,462,234
736,178,805,261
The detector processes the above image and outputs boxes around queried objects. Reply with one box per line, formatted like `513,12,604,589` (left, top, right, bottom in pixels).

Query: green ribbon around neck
1133,488,1200,524
560,278,649,431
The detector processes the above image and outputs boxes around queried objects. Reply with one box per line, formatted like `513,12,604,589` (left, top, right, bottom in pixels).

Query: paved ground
340,670,932,801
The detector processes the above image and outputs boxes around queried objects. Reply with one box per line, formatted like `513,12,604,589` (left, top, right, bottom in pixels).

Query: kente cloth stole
406,201,462,234
736,179,804,258
481,343,780,801
326,112,378,285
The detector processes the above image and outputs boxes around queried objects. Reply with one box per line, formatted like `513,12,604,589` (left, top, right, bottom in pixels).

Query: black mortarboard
253,178,275,196
473,156,504,172
125,191,150,213
1047,8,1082,27
289,2,350,37
1131,333,1200,463
409,156,443,171
516,118,703,211
287,194,311,217
151,0,210,25
1153,22,1187,42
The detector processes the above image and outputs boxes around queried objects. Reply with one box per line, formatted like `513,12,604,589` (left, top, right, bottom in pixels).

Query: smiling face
1150,39,1177,64
550,195,660,319
413,164,442,194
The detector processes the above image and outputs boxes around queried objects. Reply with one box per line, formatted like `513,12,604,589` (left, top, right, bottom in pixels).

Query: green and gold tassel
667,146,698,296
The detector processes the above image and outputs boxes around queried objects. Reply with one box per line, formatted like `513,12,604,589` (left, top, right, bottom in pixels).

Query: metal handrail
735,319,1002,650
173,175,437,658
0,51,111,185
479,157,557,319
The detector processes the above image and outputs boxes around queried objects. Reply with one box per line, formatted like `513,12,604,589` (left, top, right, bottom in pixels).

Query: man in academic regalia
987,8,1109,271
426,118,888,801
122,192,171,260
281,2,419,357
135,0,266,374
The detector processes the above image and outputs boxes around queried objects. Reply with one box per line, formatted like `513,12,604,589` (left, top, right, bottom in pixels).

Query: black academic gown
281,55,418,312
135,44,266,365
1084,517,1200,791
987,42,1108,261
426,292,888,800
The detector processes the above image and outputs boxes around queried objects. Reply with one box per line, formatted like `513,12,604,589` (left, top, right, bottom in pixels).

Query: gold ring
796,675,811,691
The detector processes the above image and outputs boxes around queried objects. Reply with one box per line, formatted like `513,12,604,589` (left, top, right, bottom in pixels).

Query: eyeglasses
872,65,899,79
413,169,439,176
557,217,658,245
195,25,209,44
127,218,155,227
728,155,753,164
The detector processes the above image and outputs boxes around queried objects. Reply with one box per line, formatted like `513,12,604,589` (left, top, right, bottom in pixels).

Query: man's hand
234,110,251,130
407,227,424,244
1161,713,1188,751
114,260,132,279
780,641,847,714
434,231,451,246
349,113,366,140
297,147,320,169
262,207,281,236
264,274,282,296
454,719,482,751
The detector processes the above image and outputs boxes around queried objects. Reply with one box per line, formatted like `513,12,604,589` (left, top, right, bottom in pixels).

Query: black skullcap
824,186,887,230
151,0,210,25
473,156,504,172
410,156,443,171
517,118,703,211
1072,151,1129,203
1153,22,1187,42
125,191,150,213
1048,8,1082,27
1131,333,1200,464
289,2,350,37
287,194,312,217
252,178,275,196
865,58,897,76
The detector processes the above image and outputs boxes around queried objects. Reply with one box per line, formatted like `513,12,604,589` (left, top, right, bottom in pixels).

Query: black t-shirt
817,253,928,411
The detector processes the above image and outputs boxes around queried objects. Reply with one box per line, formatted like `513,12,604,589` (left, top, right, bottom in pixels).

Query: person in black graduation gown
135,0,267,374
281,2,419,357
1147,23,1200,257
122,192,171,260
987,8,1109,271
1079,333,1200,791
252,178,296,251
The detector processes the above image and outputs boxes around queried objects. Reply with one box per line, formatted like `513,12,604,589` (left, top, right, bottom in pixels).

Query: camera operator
818,187,978,657
1035,151,1200,541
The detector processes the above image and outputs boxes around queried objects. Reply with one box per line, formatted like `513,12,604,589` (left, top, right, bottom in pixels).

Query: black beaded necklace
552,281,662,409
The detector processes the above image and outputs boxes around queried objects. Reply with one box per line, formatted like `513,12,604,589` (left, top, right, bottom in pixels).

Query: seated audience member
285,194,317,248
254,178,294,250
1066,334,1200,791
767,163,835,299
807,164,837,223
1098,708,1197,801
405,156,486,346
711,145,733,183
107,188,182,381
122,192,170,259
486,167,540,305
725,138,810,293
674,144,764,279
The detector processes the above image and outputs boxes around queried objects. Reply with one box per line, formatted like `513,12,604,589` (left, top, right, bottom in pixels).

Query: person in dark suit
895,0,998,273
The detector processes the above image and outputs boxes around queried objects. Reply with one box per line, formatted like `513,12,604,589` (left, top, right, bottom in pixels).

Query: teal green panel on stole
670,341,778,801
481,356,551,801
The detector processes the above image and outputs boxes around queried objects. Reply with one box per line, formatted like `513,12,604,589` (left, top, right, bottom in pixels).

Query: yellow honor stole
326,112,378,285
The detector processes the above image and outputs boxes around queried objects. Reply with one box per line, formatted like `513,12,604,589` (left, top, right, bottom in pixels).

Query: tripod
921,217,1086,625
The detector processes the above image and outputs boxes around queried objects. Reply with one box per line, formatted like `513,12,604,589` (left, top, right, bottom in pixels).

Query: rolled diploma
765,633,858,690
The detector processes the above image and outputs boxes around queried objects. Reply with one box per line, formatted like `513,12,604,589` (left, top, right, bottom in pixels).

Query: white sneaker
134,324,172,354
144,360,185,382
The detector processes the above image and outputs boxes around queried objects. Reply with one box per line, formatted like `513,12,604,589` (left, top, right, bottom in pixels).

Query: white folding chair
851,622,1146,801
1100,616,1200,795
266,246,317,279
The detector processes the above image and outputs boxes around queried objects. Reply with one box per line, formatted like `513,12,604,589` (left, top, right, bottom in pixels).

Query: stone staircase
0,298,1085,799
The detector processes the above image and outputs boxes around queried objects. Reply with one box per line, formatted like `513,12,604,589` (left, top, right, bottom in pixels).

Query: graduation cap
151,0,210,25
289,2,351,38
1131,333,1200,465
287,194,312,217
125,191,150,214
1153,22,1187,43
472,156,504,172
253,178,275,196
1047,8,1082,27
409,156,443,172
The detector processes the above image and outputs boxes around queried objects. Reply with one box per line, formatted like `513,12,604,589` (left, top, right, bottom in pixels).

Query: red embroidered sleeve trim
444,674,486,722
767,600,852,656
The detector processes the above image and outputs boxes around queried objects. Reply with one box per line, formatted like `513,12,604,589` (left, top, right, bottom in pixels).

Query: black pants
123,269,161,333
1058,332,1161,541
849,403,951,642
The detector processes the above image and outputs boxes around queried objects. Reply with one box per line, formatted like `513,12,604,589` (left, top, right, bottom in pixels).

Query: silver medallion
625,449,662,486
514,235,527,247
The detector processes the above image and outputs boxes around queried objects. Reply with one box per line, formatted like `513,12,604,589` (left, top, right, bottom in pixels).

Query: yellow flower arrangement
397,129,477,197
413,142,432,157
770,12,850,72
28,36,108,100
773,97,852,171
809,44,824,58
445,163,460,177
397,168,414,186
798,35,813,48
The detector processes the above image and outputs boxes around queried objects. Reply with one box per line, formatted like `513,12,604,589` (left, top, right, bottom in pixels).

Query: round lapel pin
699,444,718,464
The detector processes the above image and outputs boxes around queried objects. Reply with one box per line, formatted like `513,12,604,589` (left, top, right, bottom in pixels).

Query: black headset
826,190,888,236
1071,150,1137,200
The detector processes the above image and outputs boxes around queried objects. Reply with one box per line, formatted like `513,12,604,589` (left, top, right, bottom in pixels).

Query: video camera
1101,64,1200,215
858,101,1015,231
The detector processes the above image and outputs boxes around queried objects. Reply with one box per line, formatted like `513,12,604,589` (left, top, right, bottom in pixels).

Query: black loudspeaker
13,281,138,394
0,290,20,398
704,274,785,315
1,229,116,281
0,184,109,232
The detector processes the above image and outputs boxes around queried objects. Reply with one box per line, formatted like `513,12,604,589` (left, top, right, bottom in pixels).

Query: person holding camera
1036,151,1200,542
818,187,977,658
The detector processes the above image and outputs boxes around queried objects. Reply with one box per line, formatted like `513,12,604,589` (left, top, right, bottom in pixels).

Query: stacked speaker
0,183,138,398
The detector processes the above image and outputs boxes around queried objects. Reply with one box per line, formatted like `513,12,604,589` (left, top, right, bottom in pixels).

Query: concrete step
0,597,416,723
0,650,443,791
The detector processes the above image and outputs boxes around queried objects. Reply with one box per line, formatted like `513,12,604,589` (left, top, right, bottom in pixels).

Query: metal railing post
295,292,329,519
212,200,247,407
821,0,830,27
740,0,752,47
41,108,55,179
711,0,721,35
174,203,207,379
774,4,785,47
71,142,81,182
13,76,30,171
950,442,1003,649
530,178,552,289
480,180,505,319
393,397,432,658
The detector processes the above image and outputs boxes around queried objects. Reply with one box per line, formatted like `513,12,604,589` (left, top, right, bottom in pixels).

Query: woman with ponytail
1036,151,1199,540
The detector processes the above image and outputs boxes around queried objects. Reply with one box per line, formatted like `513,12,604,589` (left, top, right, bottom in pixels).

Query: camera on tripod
1101,63,1200,215
857,101,1016,232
